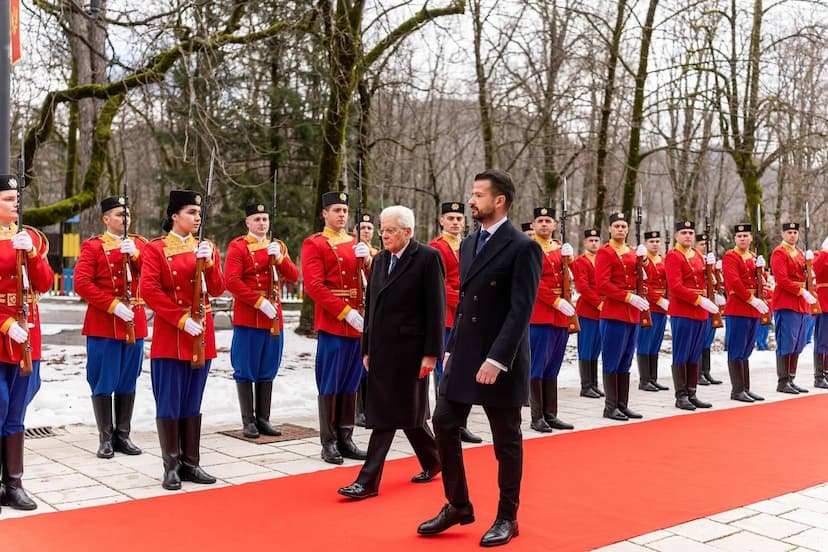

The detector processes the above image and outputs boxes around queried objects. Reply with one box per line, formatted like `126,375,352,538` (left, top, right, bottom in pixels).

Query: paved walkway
3,350,828,551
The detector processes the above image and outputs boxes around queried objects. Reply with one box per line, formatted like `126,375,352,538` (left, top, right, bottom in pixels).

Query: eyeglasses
379,227,401,236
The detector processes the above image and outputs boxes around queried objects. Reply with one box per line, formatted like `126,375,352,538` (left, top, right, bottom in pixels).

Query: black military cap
643,230,660,240
696,233,709,242
533,207,555,219
608,211,627,224
733,223,752,234
675,220,695,231
245,203,268,217
441,202,464,214
100,196,126,213
166,190,202,217
782,222,800,231
584,228,600,239
521,222,533,232
358,213,375,226
0,174,20,192
322,191,348,208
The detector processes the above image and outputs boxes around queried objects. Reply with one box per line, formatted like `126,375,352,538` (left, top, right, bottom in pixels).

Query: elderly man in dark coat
337,205,445,500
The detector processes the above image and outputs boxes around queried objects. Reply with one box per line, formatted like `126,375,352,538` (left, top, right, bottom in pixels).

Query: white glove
196,241,213,260
353,242,370,259
635,244,647,257
119,238,136,256
714,293,727,306
7,321,27,344
183,318,203,336
755,255,765,268
258,298,277,319
561,243,574,257
657,298,669,311
266,241,283,262
113,302,135,322
345,309,364,332
748,297,769,314
705,252,715,265
628,294,650,312
554,298,575,317
801,289,817,305
11,231,32,253
715,260,722,271
699,297,719,314
805,249,814,261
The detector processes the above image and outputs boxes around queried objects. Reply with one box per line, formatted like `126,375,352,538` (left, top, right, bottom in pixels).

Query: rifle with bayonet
190,149,214,368
15,135,32,375
560,177,579,333
267,170,281,337
121,166,136,345
635,192,652,328
714,228,726,299
805,202,821,315
704,214,724,328
754,204,771,325
354,161,366,315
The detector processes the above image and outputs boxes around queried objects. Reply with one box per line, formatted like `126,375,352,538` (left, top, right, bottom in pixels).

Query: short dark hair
474,169,515,209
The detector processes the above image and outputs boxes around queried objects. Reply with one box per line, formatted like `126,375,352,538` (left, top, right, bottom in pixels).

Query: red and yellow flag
10,0,20,64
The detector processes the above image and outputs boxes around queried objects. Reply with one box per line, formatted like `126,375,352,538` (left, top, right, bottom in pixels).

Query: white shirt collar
481,216,509,235
389,239,410,260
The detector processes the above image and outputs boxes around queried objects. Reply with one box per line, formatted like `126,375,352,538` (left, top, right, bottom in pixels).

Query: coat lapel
462,223,514,286
379,240,418,295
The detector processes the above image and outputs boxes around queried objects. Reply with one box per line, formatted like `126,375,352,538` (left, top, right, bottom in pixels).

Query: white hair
380,205,415,230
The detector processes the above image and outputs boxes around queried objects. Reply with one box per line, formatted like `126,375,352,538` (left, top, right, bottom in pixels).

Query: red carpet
4,395,828,551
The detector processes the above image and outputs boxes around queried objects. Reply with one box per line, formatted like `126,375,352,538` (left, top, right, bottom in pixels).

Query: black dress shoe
530,419,553,433
790,381,809,393
242,422,260,439
179,464,217,484
0,487,37,510
580,387,601,398
113,436,142,456
746,390,764,401
96,439,114,459
480,518,519,547
675,397,696,411
337,482,378,500
591,385,605,397
460,427,483,443
256,420,282,437
602,408,628,421
652,380,669,391
689,396,712,409
417,503,475,534
411,465,441,483
639,381,659,392
338,439,367,460
162,469,182,491
321,442,344,465
544,415,574,430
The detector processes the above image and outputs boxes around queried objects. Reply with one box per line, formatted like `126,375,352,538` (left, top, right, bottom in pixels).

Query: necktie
475,229,490,256
388,254,398,275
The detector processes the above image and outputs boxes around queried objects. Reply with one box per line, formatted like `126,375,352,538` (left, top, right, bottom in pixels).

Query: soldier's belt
182,305,213,314
331,289,358,298
129,298,145,306
817,283,828,289
0,293,37,306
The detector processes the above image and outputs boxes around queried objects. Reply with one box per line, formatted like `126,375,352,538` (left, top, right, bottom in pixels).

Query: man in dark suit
337,205,444,499
418,170,543,547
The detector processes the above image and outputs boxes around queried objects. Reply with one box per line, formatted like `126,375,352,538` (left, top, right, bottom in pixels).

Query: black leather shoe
697,377,710,386
337,482,378,500
746,390,764,401
97,439,114,459
777,381,799,394
256,420,282,437
242,422,260,439
0,487,37,510
480,518,519,547
639,381,659,392
689,396,712,409
411,465,441,483
113,436,142,456
530,419,553,433
179,464,217,485
418,503,475,535
460,427,483,443
162,469,181,491
602,408,628,421
338,439,367,460
790,381,809,393
675,397,696,411
730,391,754,403
591,385,605,397
544,415,574,430
618,406,643,419
580,386,601,398
321,442,344,465
652,380,669,391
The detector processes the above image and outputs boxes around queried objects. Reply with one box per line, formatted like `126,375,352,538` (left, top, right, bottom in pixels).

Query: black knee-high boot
728,360,753,402
579,361,600,398
156,418,181,490
254,381,282,436
236,382,259,438
113,394,142,455
91,395,114,459
178,414,216,484
672,365,695,410
637,355,658,391
602,373,628,421
543,378,574,429
529,379,552,432
0,432,37,510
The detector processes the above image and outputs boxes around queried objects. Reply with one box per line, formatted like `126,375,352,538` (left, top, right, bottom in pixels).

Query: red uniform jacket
74,233,149,340
530,237,569,327
595,242,641,324
815,250,828,312
224,234,299,330
771,243,809,313
139,233,224,361
722,248,761,318
572,252,602,320
645,252,668,315
0,226,53,363
300,227,364,338
664,245,708,321
429,233,461,328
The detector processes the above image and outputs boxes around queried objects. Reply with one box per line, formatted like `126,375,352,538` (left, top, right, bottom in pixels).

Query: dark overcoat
441,221,543,408
362,239,446,430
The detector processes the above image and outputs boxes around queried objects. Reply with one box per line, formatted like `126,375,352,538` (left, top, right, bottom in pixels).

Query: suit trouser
433,397,523,520
356,423,440,490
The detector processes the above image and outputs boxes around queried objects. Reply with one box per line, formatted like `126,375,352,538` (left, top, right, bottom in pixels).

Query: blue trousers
315,331,362,395
816,314,828,355
529,324,568,380
637,312,667,355
433,328,451,388
151,359,210,420
756,322,770,350
671,317,707,365
577,317,601,361
725,316,760,361
230,326,284,382
600,319,638,374
774,310,809,356
86,337,143,396
0,361,41,436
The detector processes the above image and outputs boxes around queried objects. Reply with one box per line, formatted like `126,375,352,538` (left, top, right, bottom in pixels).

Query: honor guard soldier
355,212,377,428
770,222,817,393
694,233,724,385
140,190,224,490
0,175,53,512
721,223,769,401
224,203,299,438
594,212,648,421
814,238,828,387
429,202,482,443
521,222,534,238
74,196,147,459
301,191,368,465
637,231,670,392
572,228,604,398
664,221,719,410
527,207,574,432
